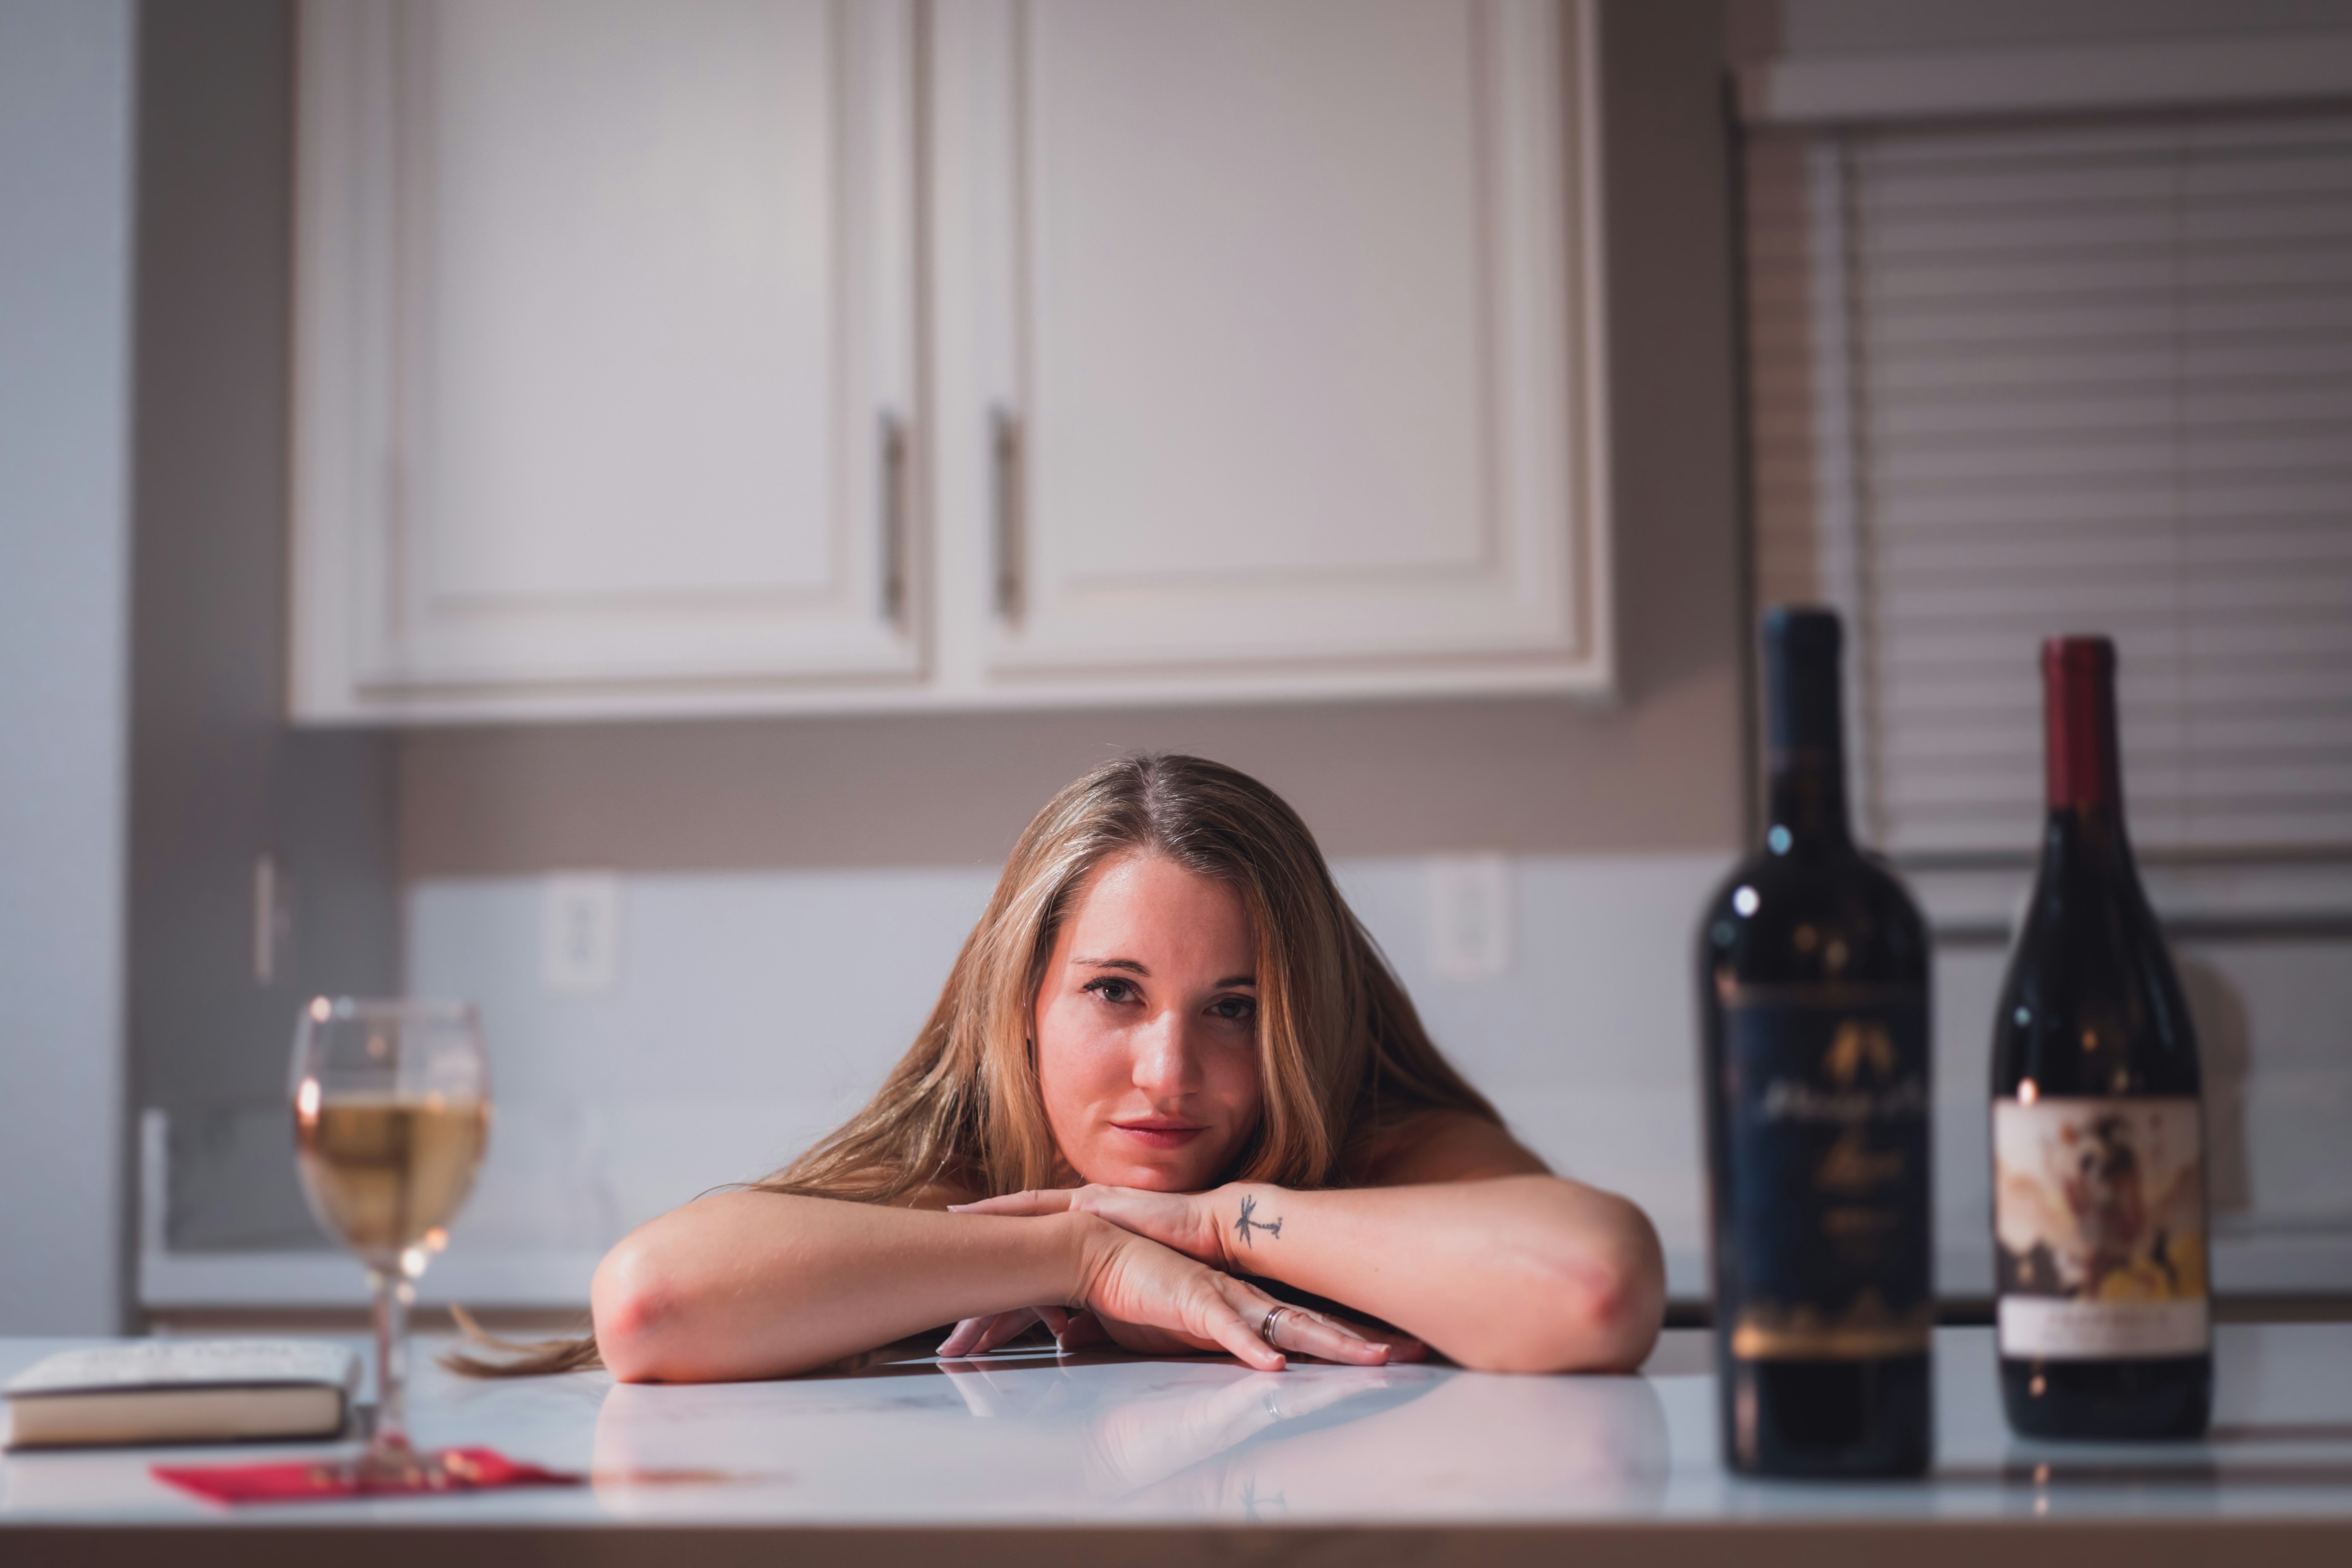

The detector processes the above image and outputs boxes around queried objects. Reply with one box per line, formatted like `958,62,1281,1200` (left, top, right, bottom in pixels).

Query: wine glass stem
368,1265,416,1458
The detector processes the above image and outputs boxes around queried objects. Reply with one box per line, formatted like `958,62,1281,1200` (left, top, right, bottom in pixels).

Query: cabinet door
292,0,919,721
937,0,1610,698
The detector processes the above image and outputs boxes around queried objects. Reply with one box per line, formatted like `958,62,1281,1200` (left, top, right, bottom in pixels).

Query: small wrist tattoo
1233,1192,1283,1247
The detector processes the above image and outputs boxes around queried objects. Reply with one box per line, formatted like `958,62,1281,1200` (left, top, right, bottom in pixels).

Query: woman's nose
1131,1013,1202,1097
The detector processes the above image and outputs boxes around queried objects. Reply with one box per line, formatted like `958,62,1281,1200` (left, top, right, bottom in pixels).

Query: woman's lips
1111,1120,1207,1150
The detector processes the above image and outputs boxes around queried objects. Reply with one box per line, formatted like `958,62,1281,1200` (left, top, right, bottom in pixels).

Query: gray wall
394,0,1751,881
0,0,136,1333
129,0,402,1257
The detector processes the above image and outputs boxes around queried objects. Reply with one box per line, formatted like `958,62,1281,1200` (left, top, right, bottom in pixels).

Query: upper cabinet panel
943,0,1609,696
1029,1,1488,588
419,1,834,603
291,0,920,720
291,0,1608,721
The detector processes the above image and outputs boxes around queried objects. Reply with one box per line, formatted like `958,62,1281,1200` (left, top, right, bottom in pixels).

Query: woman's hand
951,1185,1232,1268
933,1302,1081,1358
937,1218,1407,1370
1076,1299,1420,1367
1078,1222,1409,1369
935,1176,1216,1359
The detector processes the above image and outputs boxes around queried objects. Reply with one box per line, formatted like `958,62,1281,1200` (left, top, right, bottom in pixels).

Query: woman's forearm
1213,1175,1664,1374
591,1191,1085,1382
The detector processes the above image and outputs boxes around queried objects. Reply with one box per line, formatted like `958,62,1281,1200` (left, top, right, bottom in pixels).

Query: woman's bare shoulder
1356,1109,1552,1187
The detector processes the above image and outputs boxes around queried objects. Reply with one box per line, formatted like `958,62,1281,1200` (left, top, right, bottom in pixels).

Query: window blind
1745,110,2352,858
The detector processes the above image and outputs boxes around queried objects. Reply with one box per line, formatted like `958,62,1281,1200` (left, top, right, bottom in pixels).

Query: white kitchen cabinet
936,0,1611,702
289,0,1609,722
290,0,922,720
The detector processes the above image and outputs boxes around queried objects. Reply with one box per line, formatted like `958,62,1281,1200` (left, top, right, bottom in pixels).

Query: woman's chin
1083,1153,1219,1193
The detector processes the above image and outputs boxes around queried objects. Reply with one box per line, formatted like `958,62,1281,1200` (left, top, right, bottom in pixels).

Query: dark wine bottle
1698,607,1934,1477
1991,637,2212,1439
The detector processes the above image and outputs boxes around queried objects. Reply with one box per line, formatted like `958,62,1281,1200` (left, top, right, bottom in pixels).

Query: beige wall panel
398,667,1740,878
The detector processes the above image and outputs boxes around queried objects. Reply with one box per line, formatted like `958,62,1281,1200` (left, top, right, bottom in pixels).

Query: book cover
5,1340,359,1449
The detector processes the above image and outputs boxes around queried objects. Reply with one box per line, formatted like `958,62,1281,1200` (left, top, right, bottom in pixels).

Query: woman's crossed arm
951,1115,1665,1374
590,1188,1399,1383
595,1114,1660,1382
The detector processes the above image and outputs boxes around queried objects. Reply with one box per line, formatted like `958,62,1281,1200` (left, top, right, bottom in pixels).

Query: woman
574,753,1661,1381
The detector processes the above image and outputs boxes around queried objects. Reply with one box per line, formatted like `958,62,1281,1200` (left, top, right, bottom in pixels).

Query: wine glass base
308,1442,472,1494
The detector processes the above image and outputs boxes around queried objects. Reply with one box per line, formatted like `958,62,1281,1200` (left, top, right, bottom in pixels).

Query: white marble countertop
6,1326,2352,1564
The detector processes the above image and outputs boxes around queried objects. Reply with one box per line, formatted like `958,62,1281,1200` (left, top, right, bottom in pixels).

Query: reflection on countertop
590,1346,1669,1520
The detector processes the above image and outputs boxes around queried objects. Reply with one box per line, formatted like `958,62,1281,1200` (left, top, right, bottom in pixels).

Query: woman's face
1033,852,1264,1191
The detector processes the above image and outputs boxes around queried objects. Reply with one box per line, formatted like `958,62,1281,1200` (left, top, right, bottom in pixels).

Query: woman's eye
1087,978,1137,1004
1209,995,1256,1022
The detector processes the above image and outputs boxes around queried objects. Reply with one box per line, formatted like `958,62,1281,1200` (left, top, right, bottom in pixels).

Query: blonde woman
577,754,1661,1382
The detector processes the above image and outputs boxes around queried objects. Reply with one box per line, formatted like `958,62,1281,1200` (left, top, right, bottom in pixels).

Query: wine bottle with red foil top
1991,637,2211,1439
1699,607,1934,1477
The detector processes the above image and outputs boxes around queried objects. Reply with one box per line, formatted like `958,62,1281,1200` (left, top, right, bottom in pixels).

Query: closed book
4,1340,358,1449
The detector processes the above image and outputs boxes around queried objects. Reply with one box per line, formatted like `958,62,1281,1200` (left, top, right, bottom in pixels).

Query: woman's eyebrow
1071,957,1255,989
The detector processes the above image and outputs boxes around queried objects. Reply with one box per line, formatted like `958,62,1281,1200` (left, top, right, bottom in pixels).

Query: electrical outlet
1427,856,1513,983
543,873,623,994
252,853,294,987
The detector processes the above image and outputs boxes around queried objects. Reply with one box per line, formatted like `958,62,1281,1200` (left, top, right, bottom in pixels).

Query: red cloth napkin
153,1448,581,1504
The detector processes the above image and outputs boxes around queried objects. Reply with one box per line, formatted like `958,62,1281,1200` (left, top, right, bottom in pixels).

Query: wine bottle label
1721,987,1932,1362
1993,1097,2209,1360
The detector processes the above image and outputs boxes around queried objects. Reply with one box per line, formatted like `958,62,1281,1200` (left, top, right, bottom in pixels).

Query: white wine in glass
291,997,490,1483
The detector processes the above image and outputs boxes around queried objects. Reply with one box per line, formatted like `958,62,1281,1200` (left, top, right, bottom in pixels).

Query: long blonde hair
458,753,1495,1374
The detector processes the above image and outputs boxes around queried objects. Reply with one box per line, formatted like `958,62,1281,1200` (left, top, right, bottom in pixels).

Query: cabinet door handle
991,406,1023,622
878,411,908,624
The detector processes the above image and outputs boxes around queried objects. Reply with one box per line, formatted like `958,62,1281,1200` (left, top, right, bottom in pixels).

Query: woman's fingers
1055,1309,1110,1350
938,1307,1041,1358
1071,1226,1404,1372
1075,1186,1221,1262
1198,1276,1288,1372
936,1315,990,1358
1215,1274,1417,1367
951,1186,1221,1264
1202,1300,1286,1372
971,1307,1046,1354
948,1189,1073,1217
939,1224,1418,1369
941,1304,1129,1358
1261,1304,1394,1366
1286,1305,1427,1363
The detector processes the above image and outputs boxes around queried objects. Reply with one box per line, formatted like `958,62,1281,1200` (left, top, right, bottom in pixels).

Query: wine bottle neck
1763,609,1855,851
1767,755,1854,847
2038,636,2144,886
2045,638,2125,815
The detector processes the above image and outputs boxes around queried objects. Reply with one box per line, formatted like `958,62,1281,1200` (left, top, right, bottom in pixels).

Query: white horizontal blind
1747,111,2352,857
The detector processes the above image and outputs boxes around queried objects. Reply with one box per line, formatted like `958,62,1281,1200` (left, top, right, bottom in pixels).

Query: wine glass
290,997,490,1483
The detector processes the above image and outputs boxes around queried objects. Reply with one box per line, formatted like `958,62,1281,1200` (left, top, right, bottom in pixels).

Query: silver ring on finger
1260,1305,1288,1347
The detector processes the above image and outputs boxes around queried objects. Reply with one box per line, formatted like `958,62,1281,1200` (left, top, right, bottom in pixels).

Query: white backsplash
404,854,1729,1293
